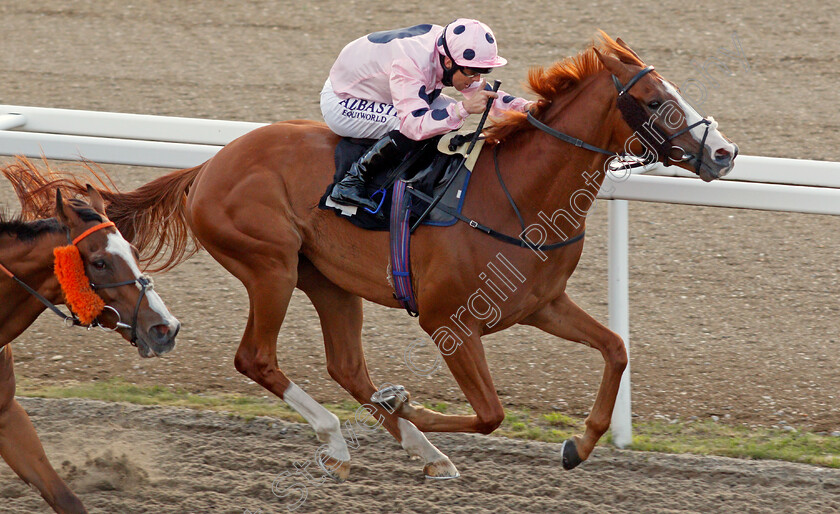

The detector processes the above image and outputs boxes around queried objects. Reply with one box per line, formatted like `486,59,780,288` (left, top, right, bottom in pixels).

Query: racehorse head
593,34,738,181
55,186,180,357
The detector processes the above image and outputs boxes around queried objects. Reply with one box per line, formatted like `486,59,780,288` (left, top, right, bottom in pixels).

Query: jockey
321,19,533,211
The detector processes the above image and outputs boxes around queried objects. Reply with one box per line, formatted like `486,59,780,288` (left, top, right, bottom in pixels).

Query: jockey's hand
462,85,498,114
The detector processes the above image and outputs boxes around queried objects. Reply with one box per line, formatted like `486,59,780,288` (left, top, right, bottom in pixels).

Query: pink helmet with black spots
437,18,507,68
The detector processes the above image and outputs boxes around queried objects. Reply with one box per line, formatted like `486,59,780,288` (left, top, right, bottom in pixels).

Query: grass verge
17,379,840,469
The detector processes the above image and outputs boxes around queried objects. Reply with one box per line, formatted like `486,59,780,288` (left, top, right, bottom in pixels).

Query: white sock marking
398,418,447,463
283,382,350,462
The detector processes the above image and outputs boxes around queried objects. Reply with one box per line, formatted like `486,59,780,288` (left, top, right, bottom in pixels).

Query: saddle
319,132,485,317
318,132,482,230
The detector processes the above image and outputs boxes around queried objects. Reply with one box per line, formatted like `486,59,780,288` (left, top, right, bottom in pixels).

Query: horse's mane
0,214,63,242
484,31,644,144
0,200,101,243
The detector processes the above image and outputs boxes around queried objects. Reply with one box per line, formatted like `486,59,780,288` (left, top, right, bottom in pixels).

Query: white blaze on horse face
283,382,351,462
104,232,173,321
661,80,737,168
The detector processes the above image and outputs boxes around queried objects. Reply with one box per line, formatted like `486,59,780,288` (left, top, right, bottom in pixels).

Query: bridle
69,221,154,346
0,221,153,347
527,65,713,175
406,64,719,255
613,66,712,173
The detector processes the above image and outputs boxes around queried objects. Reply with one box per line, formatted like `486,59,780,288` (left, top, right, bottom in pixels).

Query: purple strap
389,180,419,316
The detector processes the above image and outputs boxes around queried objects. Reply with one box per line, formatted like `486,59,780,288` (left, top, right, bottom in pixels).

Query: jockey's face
454,69,483,90
444,57,484,91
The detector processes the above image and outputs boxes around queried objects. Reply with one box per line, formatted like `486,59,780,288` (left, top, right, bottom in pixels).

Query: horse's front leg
521,292,628,469
0,345,86,513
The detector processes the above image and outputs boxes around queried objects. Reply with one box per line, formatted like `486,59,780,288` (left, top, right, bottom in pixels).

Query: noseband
527,65,712,174
90,270,153,347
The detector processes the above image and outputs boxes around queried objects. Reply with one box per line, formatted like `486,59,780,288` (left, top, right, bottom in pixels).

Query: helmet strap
440,54,460,87
439,22,462,87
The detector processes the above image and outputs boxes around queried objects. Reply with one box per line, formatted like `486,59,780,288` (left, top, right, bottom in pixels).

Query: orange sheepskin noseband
54,245,105,325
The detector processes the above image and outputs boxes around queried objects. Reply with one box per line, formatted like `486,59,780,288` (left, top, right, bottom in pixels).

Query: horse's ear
86,184,106,215
55,188,81,228
593,47,628,77
56,188,70,225
615,37,645,65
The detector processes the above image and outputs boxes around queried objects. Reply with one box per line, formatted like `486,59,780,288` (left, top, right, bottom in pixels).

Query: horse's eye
92,260,107,271
648,100,661,109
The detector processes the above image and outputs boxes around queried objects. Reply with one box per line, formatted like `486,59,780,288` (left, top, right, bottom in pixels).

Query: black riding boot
330,134,400,211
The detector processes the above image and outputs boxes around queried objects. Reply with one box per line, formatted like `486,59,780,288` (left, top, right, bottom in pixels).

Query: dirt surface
1,0,840,512
2,398,838,514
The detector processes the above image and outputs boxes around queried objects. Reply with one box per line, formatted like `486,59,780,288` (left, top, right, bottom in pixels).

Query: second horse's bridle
71,221,153,346
1,221,153,347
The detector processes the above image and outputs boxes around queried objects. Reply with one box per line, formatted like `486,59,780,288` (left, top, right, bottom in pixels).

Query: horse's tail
0,156,114,221
101,164,203,272
0,156,202,272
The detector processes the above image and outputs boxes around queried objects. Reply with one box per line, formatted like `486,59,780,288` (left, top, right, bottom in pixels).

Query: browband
72,221,115,246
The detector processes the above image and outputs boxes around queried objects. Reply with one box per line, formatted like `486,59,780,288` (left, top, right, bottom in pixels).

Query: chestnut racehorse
0,167,181,513
14,33,738,480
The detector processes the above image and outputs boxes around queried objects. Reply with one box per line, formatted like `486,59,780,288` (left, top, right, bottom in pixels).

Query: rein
406,81,585,252
526,113,616,157
525,66,657,168
0,221,151,346
0,260,82,327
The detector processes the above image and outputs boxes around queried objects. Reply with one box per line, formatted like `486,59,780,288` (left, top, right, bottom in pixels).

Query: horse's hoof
319,455,351,482
371,384,410,412
423,458,460,480
561,438,583,470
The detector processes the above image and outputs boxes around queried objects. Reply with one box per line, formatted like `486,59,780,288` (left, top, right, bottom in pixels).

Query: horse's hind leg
0,346,86,513
297,259,458,479
191,212,351,480
521,292,628,469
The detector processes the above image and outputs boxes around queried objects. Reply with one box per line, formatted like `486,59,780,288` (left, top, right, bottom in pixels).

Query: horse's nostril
714,148,732,162
149,324,172,343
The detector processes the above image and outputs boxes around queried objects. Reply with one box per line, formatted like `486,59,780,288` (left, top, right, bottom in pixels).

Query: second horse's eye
648,100,661,109
93,260,107,271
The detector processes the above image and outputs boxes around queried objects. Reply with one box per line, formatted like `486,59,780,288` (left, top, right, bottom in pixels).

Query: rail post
609,199,632,448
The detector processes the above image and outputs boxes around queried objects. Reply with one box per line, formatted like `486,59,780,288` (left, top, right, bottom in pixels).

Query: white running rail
3,105,839,448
